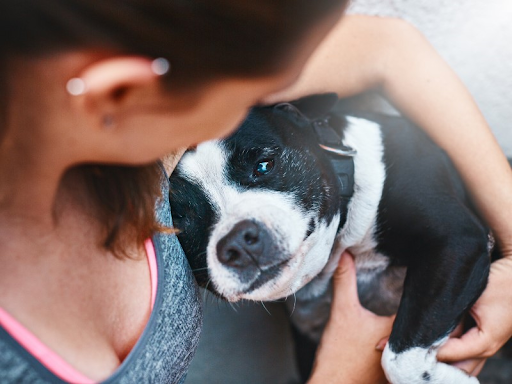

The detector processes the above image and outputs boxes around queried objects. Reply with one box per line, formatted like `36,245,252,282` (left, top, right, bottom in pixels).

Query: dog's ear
288,93,339,119
273,93,338,120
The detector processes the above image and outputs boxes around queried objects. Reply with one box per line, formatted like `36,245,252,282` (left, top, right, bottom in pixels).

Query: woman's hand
308,252,394,384
438,247,512,376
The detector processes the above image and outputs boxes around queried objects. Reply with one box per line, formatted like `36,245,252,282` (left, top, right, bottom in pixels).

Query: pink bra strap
0,306,95,383
145,238,158,310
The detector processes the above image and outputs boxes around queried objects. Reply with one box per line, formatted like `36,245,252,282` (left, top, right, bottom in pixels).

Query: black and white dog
169,94,494,384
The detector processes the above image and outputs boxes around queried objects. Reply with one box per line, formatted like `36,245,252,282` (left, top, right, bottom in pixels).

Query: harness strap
311,116,356,200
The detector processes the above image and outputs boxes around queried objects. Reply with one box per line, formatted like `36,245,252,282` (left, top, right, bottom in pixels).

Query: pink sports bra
0,239,158,384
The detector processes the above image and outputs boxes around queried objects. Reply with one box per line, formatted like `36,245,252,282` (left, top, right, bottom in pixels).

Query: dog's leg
381,233,490,384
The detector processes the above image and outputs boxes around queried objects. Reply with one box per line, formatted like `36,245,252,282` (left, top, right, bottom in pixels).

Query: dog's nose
216,220,270,268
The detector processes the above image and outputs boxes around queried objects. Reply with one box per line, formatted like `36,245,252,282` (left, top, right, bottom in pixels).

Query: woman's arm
267,14,512,371
266,15,512,247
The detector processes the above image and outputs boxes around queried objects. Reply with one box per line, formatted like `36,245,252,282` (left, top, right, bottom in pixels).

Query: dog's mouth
242,259,290,295
206,204,341,302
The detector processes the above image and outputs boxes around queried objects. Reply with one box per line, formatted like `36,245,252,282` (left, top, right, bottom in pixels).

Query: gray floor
185,292,299,384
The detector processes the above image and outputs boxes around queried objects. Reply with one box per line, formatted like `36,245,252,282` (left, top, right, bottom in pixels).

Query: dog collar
311,116,356,200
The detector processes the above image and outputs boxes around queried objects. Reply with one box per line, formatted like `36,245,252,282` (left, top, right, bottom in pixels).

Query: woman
0,2,510,384
0,1,348,383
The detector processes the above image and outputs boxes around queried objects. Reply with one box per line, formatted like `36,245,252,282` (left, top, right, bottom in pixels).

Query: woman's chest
0,239,152,381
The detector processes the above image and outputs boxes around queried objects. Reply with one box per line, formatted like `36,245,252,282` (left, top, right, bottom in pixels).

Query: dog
169,94,495,384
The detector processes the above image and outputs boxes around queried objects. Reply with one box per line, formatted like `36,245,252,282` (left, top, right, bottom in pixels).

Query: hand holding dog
308,252,394,384
438,250,512,376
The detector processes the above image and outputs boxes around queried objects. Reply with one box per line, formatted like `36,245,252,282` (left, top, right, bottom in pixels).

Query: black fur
371,112,491,352
169,172,216,287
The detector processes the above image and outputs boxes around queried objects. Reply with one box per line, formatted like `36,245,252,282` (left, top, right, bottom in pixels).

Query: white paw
382,343,479,384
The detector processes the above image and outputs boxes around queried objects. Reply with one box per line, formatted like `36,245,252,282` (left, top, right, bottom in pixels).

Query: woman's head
0,0,348,255
1,0,350,161
0,0,346,90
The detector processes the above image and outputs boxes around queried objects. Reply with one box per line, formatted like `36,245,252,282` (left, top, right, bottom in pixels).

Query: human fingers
437,327,489,361
439,257,512,362
471,359,486,376
331,251,360,308
331,251,395,342
450,321,465,338
451,358,486,377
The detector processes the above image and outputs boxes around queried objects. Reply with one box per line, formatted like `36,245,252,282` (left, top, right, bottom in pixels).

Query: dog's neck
310,115,356,233
295,116,388,302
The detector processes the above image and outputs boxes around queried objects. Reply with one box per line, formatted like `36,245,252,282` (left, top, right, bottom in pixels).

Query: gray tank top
0,171,203,383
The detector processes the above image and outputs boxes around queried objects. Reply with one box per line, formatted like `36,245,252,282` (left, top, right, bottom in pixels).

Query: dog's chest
297,116,390,292
290,238,404,342
289,116,407,338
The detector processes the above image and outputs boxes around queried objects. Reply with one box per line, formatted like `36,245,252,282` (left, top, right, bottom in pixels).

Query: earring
151,58,171,76
66,78,87,96
102,114,116,129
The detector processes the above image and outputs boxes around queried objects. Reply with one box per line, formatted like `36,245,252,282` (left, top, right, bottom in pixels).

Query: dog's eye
253,159,274,177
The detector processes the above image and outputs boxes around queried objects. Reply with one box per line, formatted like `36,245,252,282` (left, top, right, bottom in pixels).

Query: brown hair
0,0,347,256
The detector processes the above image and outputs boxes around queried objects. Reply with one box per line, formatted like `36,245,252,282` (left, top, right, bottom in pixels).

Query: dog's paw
382,344,479,384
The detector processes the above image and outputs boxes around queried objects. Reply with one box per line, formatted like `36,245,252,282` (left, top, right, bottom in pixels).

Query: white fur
339,117,387,250
382,340,479,384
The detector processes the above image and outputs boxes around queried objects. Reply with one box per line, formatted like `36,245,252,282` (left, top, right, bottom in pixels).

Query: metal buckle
319,144,357,157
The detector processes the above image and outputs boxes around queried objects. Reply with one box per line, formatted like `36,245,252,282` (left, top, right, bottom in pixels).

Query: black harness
311,116,356,220
275,101,356,214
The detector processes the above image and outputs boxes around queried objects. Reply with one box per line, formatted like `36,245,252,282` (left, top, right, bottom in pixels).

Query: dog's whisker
289,293,297,317
228,301,239,313
203,280,212,304
260,301,272,316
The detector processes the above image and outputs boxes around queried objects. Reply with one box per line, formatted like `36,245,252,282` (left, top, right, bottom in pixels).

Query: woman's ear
68,56,169,128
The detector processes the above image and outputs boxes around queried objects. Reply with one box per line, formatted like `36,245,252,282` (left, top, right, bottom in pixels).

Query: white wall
348,0,512,156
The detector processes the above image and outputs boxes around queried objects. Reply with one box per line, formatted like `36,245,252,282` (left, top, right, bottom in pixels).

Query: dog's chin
241,275,313,302
217,251,326,302
222,276,308,303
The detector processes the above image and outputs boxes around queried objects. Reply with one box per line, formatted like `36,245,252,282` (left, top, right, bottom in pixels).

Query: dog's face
170,94,345,301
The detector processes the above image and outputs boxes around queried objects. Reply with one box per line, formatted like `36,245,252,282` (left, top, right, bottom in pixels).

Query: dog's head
169,94,347,301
